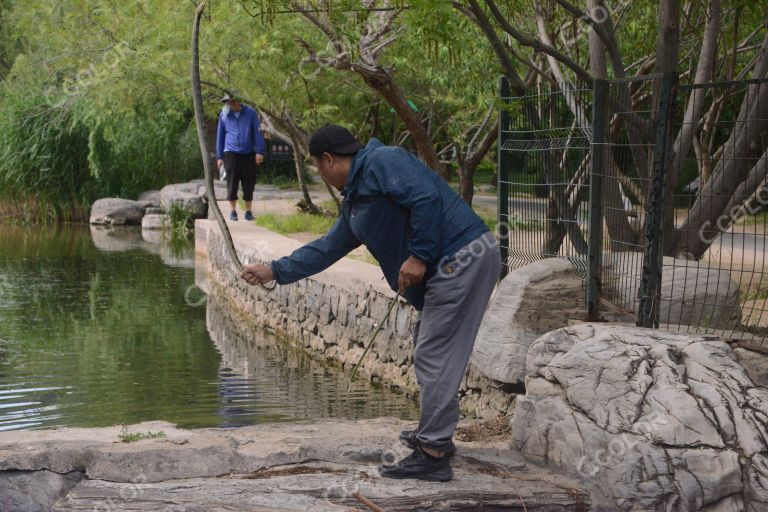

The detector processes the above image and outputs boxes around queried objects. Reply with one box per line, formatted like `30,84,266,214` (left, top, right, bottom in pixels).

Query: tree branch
485,0,593,86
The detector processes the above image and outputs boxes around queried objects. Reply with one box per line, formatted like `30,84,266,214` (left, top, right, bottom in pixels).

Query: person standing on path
215,94,265,221
240,124,501,482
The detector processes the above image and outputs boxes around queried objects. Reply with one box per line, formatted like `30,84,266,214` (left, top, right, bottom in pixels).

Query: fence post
586,79,608,321
498,76,510,278
637,72,678,328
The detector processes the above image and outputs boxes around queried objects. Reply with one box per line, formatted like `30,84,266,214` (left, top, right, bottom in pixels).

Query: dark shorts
224,152,257,201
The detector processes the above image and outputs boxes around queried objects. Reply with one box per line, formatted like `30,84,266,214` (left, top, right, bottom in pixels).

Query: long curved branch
192,2,272,286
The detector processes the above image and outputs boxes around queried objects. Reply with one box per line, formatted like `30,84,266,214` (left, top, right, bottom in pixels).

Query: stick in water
347,292,400,391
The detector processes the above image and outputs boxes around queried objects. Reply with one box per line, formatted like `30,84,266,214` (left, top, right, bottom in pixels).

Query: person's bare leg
228,200,237,212
245,200,252,212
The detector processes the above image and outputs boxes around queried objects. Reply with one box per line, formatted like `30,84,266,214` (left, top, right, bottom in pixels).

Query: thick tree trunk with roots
674,62,768,258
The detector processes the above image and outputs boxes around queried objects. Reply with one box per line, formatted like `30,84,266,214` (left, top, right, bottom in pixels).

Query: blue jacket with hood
270,138,490,310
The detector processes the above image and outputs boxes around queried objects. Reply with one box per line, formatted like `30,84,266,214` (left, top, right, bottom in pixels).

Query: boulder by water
159,184,207,219
89,198,146,226
136,190,161,208
141,213,169,231
198,181,228,201
512,323,768,510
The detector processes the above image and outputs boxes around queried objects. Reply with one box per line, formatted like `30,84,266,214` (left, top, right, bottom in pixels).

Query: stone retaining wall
196,220,515,418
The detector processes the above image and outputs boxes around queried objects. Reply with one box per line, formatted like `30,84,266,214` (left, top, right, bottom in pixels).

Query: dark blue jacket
270,138,489,310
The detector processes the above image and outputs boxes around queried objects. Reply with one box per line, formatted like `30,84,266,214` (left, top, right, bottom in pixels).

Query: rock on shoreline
0,418,588,511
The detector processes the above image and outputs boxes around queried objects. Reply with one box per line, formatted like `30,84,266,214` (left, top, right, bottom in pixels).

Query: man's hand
241,263,274,286
398,256,426,293
255,153,265,166
216,159,224,169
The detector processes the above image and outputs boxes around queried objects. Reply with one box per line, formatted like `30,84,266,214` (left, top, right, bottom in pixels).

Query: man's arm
216,114,225,160
252,110,266,156
368,150,442,264
268,216,361,284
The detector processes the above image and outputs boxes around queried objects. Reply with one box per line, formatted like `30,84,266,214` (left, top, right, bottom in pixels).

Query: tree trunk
456,118,499,206
586,0,639,248
354,67,444,178
656,0,681,74
288,134,324,215
675,72,768,257
663,0,721,254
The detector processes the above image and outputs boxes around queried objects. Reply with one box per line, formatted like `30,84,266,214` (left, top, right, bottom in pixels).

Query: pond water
0,224,417,431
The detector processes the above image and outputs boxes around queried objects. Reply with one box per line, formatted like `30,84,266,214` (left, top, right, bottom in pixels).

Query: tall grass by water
0,86,201,224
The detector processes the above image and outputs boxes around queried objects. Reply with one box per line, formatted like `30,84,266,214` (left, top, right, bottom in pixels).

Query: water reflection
89,225,195,268
0,224,416,431
206,293,418,425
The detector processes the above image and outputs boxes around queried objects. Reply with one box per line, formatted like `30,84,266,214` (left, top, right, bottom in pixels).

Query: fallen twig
353,491,386,512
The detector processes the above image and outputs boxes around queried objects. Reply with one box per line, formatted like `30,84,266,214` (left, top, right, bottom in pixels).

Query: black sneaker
399,430,457,455
379,445,453,482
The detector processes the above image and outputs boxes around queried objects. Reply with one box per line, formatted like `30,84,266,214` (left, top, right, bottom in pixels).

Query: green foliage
1,0,766,223
254,211,336,235
167,202,193,239
118,425,165,443
0,0,201,222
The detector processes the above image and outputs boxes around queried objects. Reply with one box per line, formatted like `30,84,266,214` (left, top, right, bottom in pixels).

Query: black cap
308,124,363,156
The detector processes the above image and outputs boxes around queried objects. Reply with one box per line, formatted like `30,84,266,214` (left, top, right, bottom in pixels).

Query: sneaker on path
378,445,453,482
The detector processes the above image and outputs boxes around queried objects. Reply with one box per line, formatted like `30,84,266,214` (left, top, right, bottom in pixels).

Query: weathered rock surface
140,213,169,231
136,190,161,208
0,470,83,512
735,347,768,388
512,323,768,511
470,258,587,385
89,198,146,226
160,183,207,219
0,419,588,511
605,252,742,330
198,181,229,201
144,206,164,215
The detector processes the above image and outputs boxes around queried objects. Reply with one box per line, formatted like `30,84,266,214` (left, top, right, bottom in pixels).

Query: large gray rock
605,252,742,330
89,198,146,226
512,323,768,511
0,419,588,511
136,190,161,208
198,182,229,201
160,184,207,219
735,347,768,387
0,470,83,512
470,258,590,385
141,213,169,231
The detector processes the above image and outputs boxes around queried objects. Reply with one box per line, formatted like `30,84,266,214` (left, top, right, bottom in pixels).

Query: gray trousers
413,231,501,451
